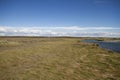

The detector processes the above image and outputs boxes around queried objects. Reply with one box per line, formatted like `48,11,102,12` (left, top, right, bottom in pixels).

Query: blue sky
0,0,120,37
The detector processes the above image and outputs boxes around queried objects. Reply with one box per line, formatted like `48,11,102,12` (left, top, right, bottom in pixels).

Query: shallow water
83,40,120,53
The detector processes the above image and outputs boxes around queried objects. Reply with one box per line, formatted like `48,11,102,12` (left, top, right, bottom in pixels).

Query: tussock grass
0,37,120,80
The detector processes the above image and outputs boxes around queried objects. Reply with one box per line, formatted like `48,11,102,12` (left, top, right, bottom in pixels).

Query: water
83,40,120,53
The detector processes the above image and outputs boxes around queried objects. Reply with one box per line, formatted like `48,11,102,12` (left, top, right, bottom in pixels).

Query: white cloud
0,26,120,37
62,26,120,30
0,27,7,32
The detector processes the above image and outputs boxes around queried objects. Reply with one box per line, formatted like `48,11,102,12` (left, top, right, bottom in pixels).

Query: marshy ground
0,37,120,80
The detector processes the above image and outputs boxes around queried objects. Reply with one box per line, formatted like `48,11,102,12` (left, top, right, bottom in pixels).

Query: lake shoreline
83,39,120,53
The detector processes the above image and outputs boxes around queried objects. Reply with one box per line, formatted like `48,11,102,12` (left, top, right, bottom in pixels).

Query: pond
83,40,120,53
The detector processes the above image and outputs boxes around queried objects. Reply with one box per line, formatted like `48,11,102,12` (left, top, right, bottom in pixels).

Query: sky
0,0,120,37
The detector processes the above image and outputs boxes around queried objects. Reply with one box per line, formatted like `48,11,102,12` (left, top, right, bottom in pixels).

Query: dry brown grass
0,37,120,80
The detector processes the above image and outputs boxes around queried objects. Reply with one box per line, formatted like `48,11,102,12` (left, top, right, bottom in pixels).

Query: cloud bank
0,26,120,37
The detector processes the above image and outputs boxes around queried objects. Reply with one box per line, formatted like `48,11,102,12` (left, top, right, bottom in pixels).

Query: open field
0,37,120,80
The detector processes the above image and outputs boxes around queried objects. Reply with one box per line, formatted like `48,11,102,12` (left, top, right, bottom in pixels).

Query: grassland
0,37,120,80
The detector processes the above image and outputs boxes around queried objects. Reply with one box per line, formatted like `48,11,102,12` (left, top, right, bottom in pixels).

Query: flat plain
0,37,120,80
